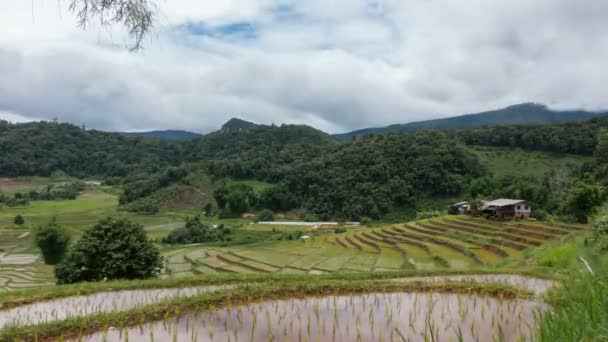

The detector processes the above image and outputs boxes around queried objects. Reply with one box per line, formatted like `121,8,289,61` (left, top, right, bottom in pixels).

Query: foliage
256,210,274,222
213,183,259,216
562,180,606,223
120,198,160,215
69,0,155,51
34,219,71,265
13,215,24,225
55,217,163,284
206,131,484,220
468,197,485,217
119,166,188,204
537,267,608,341
162,216,231,244
457,116,608,155
0,121,182,178
334,227,347,234
591,205,608,254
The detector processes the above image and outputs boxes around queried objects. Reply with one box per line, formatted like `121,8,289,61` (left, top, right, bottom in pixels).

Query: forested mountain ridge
122,130,202,140
0,121,183,177
338,103,607,139
455,117,608,155
0,119,334,178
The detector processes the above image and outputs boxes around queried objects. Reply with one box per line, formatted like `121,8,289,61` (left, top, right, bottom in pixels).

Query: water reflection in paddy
0,285,230,327
77,292,545,341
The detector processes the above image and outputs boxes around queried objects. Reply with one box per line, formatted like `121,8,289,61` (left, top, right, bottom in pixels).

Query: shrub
55,217,162,284
163,216,231,244
334,227,347,234
13,215,24,225
360,216,373,226
532,208,549,221
256,210,274,222
122,198,159,215
300,213,319,222
34,219,71,265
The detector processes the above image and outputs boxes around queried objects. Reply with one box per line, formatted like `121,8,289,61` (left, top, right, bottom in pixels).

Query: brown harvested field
0,178,35,191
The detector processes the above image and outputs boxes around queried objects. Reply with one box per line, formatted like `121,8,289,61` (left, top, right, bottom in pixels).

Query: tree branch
68,0,156,51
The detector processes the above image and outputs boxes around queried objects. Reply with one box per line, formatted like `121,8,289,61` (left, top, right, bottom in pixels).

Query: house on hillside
481,199,532,218
449,201,471,214
450,198,532,218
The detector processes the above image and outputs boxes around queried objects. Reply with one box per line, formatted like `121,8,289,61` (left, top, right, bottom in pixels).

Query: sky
0,0,607,134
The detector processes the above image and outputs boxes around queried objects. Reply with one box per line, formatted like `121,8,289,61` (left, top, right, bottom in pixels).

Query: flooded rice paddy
0,285,231,327
394,274,555,295
76,292,545,341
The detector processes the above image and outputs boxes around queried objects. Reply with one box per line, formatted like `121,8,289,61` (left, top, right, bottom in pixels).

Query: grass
537,261,608,341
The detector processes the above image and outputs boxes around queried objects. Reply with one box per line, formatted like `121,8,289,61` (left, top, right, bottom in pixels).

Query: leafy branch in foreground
69,0,156,50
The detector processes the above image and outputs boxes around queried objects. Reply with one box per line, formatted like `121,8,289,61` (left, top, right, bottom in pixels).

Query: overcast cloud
0,0,606,133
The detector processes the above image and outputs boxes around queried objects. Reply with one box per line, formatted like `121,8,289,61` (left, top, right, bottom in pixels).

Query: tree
55,217,162,284
163,215,231,244
469,197,485,217
69,0,156,51
562,181,606,223
13,215,24,225
34,219,71,265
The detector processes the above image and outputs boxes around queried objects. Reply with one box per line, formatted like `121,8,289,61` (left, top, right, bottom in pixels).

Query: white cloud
0,0,606,133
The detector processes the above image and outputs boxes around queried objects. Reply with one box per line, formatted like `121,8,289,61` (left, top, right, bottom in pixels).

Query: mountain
337,103,608,139
123,130,202,140
219,118,261,133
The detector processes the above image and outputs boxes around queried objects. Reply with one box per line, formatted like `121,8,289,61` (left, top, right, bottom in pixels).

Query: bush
55,217,163,284
360,216,373,226
163,216,231,244
334,227,347,234
256,210,274,222
532,208,549,221
300,213,319,222
122,199,160,215
13,215,24,225
34,219,71,265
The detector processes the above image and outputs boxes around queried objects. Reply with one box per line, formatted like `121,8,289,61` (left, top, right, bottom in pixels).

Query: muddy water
0,285,231,327
76,292,545,342
394,274,555,295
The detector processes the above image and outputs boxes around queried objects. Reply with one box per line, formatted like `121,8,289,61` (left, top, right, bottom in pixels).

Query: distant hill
219,118,261,133
337,103,608,139
123,130,202,140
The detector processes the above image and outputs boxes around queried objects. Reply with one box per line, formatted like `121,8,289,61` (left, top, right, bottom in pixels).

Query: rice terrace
0,173,599,341
2,1,608,340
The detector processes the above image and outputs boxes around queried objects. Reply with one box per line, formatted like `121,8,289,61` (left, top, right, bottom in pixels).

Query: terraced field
0,230,54,291
164,216,585,276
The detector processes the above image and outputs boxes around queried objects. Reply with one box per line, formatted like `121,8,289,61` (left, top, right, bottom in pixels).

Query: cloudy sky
0,1,606,133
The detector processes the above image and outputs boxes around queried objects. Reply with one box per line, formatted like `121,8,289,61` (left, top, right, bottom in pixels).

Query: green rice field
162,216,586,277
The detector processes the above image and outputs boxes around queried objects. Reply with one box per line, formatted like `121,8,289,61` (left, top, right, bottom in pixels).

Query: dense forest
456,117,608,155
0,121,182,177
2,115,608,221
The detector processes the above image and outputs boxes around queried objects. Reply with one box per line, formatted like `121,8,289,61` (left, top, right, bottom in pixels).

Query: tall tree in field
55,217,163,284
34,218,71,265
